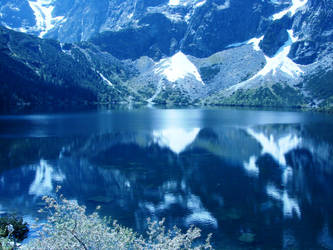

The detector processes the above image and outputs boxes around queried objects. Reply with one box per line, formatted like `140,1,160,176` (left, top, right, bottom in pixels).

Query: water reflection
0,109,333,249
243,156,259,176
29,160,65,197
153,128,200,154
266,184,301,219
246,128,301,166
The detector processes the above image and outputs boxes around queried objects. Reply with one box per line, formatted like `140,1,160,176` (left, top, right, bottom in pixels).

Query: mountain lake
0,107,333,249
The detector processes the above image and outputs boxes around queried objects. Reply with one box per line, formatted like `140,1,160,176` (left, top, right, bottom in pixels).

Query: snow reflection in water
244,127,303,219
246,128,301,166
153,128,200,154
29,160,65,197
266,184,301,218
0,110,332,249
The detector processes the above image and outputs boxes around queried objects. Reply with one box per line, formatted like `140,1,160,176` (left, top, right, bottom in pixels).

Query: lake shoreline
1,102,332,116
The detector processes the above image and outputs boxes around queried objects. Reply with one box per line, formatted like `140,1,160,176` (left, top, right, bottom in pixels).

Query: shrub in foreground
0,215,29,242
24,187,213,250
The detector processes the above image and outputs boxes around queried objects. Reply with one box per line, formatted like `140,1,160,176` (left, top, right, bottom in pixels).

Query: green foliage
0,216,29,242
154,87,193,106
136,84,156,100
318,95,333,112
26,188,213,249
0,237,13,250
304,69,333,101
199,65,220,82
0,26,144,107
205,83,306,108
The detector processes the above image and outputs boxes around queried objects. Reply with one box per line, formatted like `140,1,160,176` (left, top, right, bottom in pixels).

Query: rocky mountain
0,0,332,110
0,26,141,107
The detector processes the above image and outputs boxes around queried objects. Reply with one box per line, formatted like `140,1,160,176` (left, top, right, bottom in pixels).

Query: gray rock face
89,0,281,59
0,0,332,108
90,13,187,60
48,0,110,42
290,0,333,64
259,17,291,57
0,0,284,58
1,0,331,63
192,45,266,93
0,0,36,32
180,0,278,58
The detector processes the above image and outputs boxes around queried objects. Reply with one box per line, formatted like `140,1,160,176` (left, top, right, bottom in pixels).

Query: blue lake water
0,107,333,249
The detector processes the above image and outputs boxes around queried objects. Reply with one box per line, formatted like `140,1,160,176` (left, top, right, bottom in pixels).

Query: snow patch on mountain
272,0,308,20
168,0,180,5
247,36,264,51
28,0,64,37
168,0,207,8
226,30,303,92
3,4,20,12
195,1,207,8
97,71,113,87
150,0,207,22
250,30,303,79
215,0,230,10
226,36,264,51
161,11,183,22
155,51,204,84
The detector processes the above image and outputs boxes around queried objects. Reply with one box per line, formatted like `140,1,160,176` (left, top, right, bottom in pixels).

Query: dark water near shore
0,107,333,249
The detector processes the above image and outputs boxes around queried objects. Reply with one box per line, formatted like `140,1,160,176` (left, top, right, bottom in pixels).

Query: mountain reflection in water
0,108,333,249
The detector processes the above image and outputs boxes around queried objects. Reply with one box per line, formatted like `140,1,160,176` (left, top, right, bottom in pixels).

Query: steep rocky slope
0,0,332,109
0,26,141,107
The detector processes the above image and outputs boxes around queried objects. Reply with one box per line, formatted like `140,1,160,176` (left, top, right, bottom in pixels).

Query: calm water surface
0,107,333,249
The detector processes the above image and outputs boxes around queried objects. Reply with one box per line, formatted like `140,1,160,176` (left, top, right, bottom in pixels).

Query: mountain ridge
0,0,332,111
